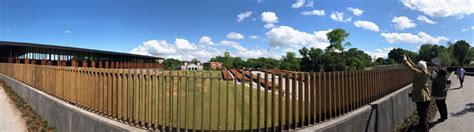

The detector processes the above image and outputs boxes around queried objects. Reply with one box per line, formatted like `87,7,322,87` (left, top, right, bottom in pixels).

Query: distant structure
0,41,164,69
180,61,203,71
203,62,224,70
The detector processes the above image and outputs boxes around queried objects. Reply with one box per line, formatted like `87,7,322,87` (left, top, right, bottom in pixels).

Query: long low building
0,41,164,69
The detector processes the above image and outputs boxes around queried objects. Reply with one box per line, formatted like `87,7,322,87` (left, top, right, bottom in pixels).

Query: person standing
402,54,431,132
431,68,448,122
457,66,466,88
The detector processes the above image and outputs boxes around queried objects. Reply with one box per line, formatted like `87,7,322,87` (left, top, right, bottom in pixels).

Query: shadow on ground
450,103,474,117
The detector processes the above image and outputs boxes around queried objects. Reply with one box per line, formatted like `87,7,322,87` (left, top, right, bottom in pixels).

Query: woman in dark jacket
431,68,448,122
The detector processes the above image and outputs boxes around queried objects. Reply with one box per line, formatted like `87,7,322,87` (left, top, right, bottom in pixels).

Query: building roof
0,41,163,59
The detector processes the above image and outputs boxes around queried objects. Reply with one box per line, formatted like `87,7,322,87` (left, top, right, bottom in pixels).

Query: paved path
0,85,27,132
431,75,474,132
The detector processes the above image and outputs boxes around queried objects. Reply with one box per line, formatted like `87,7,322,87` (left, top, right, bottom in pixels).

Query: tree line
162,28,473,71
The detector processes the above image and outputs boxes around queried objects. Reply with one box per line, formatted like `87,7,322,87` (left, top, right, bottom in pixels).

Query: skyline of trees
163,28,472,71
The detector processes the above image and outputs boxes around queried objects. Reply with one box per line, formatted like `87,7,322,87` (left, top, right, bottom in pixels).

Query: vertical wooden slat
162,71,167,131
177,72,181,130
249,72,253,130
271,73,275,131
192,72,197,131
264,73,268,131
169,71,174,129
284,73,289,129
291,73,297,129
257,73,261,131
298,73,303,127
234,77,237,131
185,71,189,130
209,72,213,130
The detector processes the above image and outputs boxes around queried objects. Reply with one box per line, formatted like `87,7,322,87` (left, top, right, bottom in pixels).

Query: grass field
114,70,295,130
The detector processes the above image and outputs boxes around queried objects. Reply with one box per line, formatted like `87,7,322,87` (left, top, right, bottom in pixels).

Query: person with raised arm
402,54,431,132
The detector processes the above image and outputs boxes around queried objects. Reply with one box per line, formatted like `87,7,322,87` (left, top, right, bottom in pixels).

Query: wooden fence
0,63,412,131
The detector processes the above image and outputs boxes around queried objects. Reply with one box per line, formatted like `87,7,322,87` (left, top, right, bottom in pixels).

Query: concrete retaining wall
0,74,147,132
298,84,416,132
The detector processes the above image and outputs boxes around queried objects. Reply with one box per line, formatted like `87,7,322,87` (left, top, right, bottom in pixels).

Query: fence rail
0,63,412,131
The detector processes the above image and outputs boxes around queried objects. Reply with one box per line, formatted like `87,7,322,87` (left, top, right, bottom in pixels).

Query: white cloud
266,25,330,49
199,36,215,45
417,15,436,24
365,47,394,59
461,26,474,32
221,40,247,51
354,20,380,32
347,7,364,16
175,38,197,50
291,0,314,8
250,35,259,39
64,30,71,34
301,9,325,16
226,32,245,40
261,12,279,28
130,40,177,55
381,32,449,44
401,0,474,17
291,0,305,8
131,39,221,61
392,16,416,30
330,12,351,22
237,11,252,22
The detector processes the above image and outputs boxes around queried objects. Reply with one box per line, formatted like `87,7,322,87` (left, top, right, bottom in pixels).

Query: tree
299,47,323,72
326,28,351,52
191,58,198,64
418,44,451,66
326,28,351,70
163,58,181,70
320,52,345,71
279,52,300,71
210,51,234,68
232,57,245,68
452,40,471,65
375,57,385,65
388,48,418,63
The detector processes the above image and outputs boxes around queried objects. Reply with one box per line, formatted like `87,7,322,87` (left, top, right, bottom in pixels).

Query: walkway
0,85,27,132
431,75,474,132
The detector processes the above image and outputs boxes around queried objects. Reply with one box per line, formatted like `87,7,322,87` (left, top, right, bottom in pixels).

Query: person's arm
402,55,424,74
406,56,417,68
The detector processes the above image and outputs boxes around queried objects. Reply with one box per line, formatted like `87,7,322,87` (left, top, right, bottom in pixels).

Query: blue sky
1,0,473,61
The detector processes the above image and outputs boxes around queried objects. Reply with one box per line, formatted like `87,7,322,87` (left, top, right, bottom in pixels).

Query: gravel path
0,85,27,132
431,75,474,132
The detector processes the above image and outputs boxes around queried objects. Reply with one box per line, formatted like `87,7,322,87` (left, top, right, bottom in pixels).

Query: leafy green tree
346,48,372,66
320,52,345,71
210,51,234,68
388,48,418,63
232,57,245,68
451,40,471,65
375,57,385,65
299,47,323,72
163,58,181,70
279,52,300,71
326,28,351,52
191,58,198,64
347,57,365,70
326,28,351,70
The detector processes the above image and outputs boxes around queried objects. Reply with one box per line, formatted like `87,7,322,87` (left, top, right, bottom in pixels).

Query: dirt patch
395,100,438,132
0,80,54,131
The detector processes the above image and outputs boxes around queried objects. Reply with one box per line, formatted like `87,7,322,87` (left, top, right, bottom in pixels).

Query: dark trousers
460,78,464,87
436,99,448,119
416,101,430,132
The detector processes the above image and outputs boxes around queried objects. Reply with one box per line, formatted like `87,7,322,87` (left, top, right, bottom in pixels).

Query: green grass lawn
111,70,298,130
